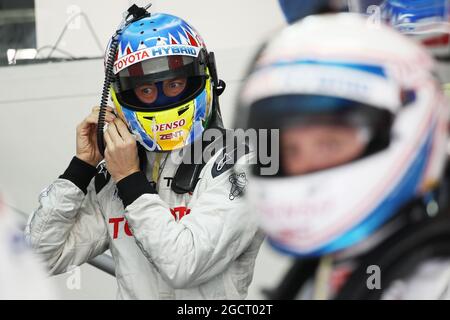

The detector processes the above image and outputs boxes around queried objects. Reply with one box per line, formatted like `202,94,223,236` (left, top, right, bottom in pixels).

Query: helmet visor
117,55,206,91
115,55,207,111
279,122,371,176
247,95,393,177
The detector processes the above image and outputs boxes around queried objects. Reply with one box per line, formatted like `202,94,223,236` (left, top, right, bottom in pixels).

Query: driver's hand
76,106,116,167
104,117,140,183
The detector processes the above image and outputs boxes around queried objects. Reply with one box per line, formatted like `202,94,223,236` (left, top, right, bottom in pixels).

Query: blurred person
278,0,348,24
0,194,55,299
25,6,263,300
348,0,450,86
283,0,450,81
236,13,450,299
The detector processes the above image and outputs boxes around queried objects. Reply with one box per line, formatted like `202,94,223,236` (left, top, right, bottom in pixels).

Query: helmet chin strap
206,52,226,97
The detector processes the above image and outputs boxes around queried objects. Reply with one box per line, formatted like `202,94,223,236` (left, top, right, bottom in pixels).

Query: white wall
0,0,292,299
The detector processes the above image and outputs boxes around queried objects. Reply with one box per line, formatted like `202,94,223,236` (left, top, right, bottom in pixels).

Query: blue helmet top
116,13,206,58
278,0,346,24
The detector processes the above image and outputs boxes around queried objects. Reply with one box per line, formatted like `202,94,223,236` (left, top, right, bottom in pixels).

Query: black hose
97,35,120,157
96,4,152,157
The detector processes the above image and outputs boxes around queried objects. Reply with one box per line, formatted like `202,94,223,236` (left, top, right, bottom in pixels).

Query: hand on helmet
104,117,140,183
76,106,116,167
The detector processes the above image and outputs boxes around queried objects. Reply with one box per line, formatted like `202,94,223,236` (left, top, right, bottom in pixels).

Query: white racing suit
0,197,55,299
298,257,450,300
382,259,450,299
25,142,264,299
296,224,450,300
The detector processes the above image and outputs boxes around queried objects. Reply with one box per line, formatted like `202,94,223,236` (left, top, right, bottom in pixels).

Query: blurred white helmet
0,194,56,299
238,13,449,256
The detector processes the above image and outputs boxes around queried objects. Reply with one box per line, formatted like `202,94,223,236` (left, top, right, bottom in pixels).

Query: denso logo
109,207,191,239
152,119,186,132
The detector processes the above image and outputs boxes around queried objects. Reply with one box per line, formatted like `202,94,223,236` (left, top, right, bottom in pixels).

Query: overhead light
6,49,16,65
15,48,37,60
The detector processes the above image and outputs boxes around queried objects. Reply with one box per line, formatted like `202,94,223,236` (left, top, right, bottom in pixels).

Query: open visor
116,54,208,92
247,95,394,177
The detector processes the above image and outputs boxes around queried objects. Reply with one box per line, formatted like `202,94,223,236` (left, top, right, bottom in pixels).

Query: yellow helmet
110,13,214,151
